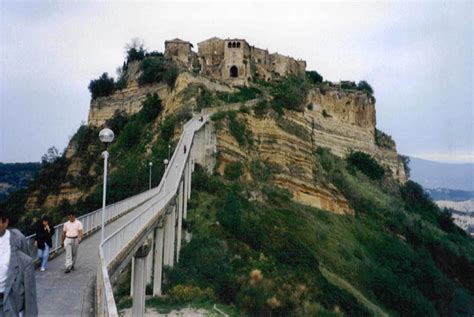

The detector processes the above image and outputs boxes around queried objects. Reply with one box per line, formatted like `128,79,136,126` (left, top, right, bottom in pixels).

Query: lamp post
148,162,153,190
99,128,114,243
168,144,171,160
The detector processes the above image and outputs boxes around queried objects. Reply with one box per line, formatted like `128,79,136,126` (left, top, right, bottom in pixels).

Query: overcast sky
0,1,472,163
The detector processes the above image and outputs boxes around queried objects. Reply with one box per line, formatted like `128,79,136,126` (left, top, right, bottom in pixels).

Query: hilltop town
164,37,306,85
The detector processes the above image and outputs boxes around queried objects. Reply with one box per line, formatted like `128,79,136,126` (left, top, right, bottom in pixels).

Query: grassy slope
160,117,474,316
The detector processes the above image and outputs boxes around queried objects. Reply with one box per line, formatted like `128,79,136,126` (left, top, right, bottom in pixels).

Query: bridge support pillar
146,232,154,285
169,204,176,266
153,220,164,296
176,181,184,262
163,204,176,267
132,242,151,317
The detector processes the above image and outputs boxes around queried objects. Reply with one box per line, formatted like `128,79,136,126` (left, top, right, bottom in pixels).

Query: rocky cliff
24,66,406,217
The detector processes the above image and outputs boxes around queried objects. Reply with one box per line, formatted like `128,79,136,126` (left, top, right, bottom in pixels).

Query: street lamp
99,128,114,243
168,144,171,160
148,162,153,190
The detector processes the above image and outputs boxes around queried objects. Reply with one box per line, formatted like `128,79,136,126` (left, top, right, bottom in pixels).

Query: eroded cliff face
214,88,406,214
88,70,233,127
305,89,406,182
26,69,405,216
215,114,353,214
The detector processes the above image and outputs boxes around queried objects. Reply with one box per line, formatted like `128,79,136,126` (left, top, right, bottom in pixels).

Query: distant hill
426,188,474,201
409,157,474,191
0,162,41,202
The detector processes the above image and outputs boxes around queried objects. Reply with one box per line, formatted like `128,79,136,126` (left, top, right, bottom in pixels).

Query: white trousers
64,237,79,269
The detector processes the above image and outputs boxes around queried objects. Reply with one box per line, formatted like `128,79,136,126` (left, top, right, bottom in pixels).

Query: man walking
0,211,37,316
61,212,83,273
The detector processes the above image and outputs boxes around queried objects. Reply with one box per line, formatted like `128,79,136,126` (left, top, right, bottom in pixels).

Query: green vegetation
88,72,115,99
224,162,243,181
357,80,374,95
139,56,180,88
162,144,474,316
0,162,41,202
270,75,309,113
227,111,253,147
217,86,261,104
346,151,385,180
253,100,269,118
375,129,396,149
275,117,310,141
306,71,324,84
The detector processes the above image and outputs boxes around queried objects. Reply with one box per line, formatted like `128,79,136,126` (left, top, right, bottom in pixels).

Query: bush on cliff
346,151,385,180
139,56,180,88
306,70,323,84
88,72,116,99
271,75,309,113
357,80,374,95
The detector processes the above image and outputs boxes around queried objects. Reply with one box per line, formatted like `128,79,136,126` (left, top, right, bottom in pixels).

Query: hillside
0,162,41,202
410,157,474,191
1,38,473,316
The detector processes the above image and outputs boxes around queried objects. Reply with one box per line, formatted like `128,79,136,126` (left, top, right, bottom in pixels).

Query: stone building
165,37,306,85
164,38,198,70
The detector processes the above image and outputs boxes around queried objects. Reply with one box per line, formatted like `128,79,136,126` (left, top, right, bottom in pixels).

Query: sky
0,1,473,163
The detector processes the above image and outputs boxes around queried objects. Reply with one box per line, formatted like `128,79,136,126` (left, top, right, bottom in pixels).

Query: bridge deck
36,209,138,317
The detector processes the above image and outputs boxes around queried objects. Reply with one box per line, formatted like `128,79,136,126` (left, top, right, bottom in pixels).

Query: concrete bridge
27,114,216,316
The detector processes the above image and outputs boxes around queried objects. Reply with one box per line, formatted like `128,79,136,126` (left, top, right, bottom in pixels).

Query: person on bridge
0,211,38,317
34,216,55,272
61,212,83,274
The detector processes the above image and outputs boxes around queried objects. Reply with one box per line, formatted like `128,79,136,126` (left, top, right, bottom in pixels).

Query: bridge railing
97,115,208,317
25,169,164,255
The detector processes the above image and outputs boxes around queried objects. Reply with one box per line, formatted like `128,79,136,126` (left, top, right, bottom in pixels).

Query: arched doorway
230,65,238,78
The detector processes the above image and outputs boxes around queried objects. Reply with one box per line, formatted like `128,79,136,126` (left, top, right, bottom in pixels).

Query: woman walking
34,216,55,271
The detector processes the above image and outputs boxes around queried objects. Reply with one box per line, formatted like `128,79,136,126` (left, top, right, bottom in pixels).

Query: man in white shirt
61,212,83,274
0,211,37,316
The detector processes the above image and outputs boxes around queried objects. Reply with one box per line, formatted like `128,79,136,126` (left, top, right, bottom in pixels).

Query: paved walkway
35,209,139,317
35,115,210,316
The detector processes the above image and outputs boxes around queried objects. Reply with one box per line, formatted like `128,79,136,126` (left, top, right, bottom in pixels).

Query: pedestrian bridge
27,114,216,316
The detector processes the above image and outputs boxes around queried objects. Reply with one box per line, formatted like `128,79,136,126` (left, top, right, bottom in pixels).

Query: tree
357,80,374,94
306,71,323,84
88,73,115,99
125,38,146,64
41,146,60,165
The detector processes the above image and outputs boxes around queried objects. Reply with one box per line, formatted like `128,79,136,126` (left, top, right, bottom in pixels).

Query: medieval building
164,37,306,85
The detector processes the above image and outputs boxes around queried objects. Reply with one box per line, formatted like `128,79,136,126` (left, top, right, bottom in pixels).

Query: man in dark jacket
0,211,37,317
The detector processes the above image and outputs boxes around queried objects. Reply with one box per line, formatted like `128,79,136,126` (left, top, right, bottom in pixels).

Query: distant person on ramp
0,211,37,316
61,212,83,274
34,216,55,272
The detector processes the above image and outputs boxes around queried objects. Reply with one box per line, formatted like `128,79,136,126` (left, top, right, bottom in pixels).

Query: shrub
357,80,374,94
271,75,309,112
196,87,216,111
125,38,146,63
160,117,176,142
224,161,243,180
398,154,411,178
375,129,395,149
253,100,269,118
168,285,215,303
139,57,180,87
217,86,261,104
306,71,323,84
106,110,129,136
347,151,385,180
400,181,438,222
139,93,162,123
227,112,253,147
88,72,115,99
275,117,310,141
